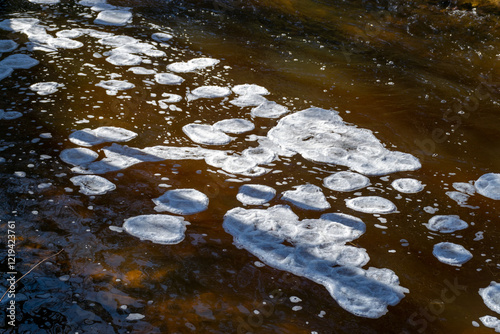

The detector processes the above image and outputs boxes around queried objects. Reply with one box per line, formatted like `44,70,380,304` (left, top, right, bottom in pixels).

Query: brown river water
1,0,500,333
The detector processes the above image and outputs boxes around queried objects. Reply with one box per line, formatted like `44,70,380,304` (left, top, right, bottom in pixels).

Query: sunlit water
1,0,500,333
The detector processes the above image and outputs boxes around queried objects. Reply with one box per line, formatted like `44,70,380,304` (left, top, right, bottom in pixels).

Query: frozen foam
0,54,39,69
0,109,22,120
153,189,209,215
69,127,137,147
0,40,18,53
452,182,476,195
152,32,173,42
96,79,135,91
323,171,370,192
230,94,268,107
60,148,98,166
106,52,142,66
237,184,276,205
182,124,233,146
424,215,468,233
268,108,421,175
475,173,500,200
480,282,500,315
154,73,184,85
251,101,289,118
94,10,133,26
0,67,14,81
70,175,116,195
282,184,331,211
232,84,269,96
123,214,188,245
190,86,231,99
345,196,397,214
213,118,255,134
30,82,63,95
432,242,472,266
167,58,219,73
391,178,424,193
480,315,500,332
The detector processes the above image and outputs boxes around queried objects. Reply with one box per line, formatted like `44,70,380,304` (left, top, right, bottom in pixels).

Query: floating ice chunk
251,101,289,118
480,282,500,315
99,35,138,46
452,182,475,195
282,184,331,211
237,184,276,205
232,84,269,96
94,10,133,26
0,67,13,81
167,58,219,73
112,43,163,57
123,214,188,245
106,52,142,66
30,82,63,95
79,0,107,6
0,18,40,32
323,171,370,192
91,3,117,11
432,242,472,266
48,37,84,49
230,94,267,107
96,79,134,91
0,40,18,53
190,86,231,99
213,118,254,134
28,0,60,3
204,152,267,176
69,127,137,147
60,148,98,166
475,173,500,200
424,215,468,233
127,66,155,75
268,108,421,175
345,196,397,214
242,146,276,164
391,178,424,193
480,315,500,332
70,175,116,195
0,54,39,69
152,32,173,42
182,124,233,146
153,189,209,215
158,93,182,104
0,109,22,120
154,73,184,85
56,29,84,39
446,191,479,209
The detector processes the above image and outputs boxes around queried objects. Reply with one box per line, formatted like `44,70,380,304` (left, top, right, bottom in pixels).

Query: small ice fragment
106,52,142,66
123,214,188,244
60,148,98,166
282,184,331,211
475,173,500,200
452,182,476,195
69,126,137,147
251,101,289,118
125,313,145,321
127,66,155,75
70,175,116,195
290,296,302,303
96,80,135,91
182,124,233,146
29,0,60,4
323,171,370,192
154,73,184,85
0,67,14,81
345,196,397,214
391,178,424,193
213,118,255,134
232,84,269,96
94,10,133,26
424,215,468,233
167,58,219,73
0,54,39,69
0,40,18,53
480,315,500,332
230,94,267,107
153,189,209,215
152,32,173,42
480,282,500,315
190,86,231,99
0,109,22,120
432,242,472,266
237,184,276,205
56,29,84,39
30,82,63,95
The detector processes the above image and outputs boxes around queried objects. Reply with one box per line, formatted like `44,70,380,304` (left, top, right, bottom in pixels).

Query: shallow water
1,0,500,333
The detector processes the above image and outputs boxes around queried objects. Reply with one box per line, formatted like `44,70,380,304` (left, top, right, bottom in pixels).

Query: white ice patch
30,82,63,95
268,108,421,175
154,73,184,85
282,184,331,211
0,67,14,81
112,43,164,57
230,94,268,107
251,101,289,118
475,173,500,200
0,54,39,69
480,315,500,332
78,0,107,6
151,32,173,42
158,93,182,104
0,40,18,53
123,214,188,245
223,205,408,318
242,146,276,165
182,124,233,146
432,242,472,266
48,37,84,49
96,79,135,92
391,178,424,193
153,189,209,215
445,191,478,209
69,126,137,147
28,0,60,3
453,182,476,195
237,184,276,205
323,171,370,192
70,175,116,195
167,58,219,73
94,10,133,26
99,35,138,47
480,282,500,315
232,84,269,96
60,147,98,166
55,29,84,39
345,196,397,214
127,66,155,75
0,18,40,32
424,215,468,233
0,109,22,120
213,118,255,134
205,152,268,176
106,52,142,66
189,86,231,100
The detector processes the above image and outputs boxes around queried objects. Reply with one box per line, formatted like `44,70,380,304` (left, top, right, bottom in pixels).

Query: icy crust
282,184,331,211
237,184,276,205
56,29,84,39
232,84,269,96
480,282,500,315
167,58,219,73
60,148,98,166
268,108,421,175
153,189,209,215
0,18,40,32
323,171,370,192
0,40,18,53
182,124,233,146
29,0,60,3
106,52,142,66
94,10,133,26
158,93,182,104
251,101,289,118
0,54,39,69
151,32,173,42
204,150,272,177
48,37,84,49
154,73,184,85
391,178,424,193
223,205,408,318
30,82,63,95
189,86,231,99
424,215,468,233
0,109,22,120
230,94,268,107
123,214,188,245
475,173,500,200
96,79,134,92
128,67,155,75
345,196,397,214
213,118,255,134
70,175,116,195
432,242,472,266
480,316,500,332
99,35,137,46
69,127,137,147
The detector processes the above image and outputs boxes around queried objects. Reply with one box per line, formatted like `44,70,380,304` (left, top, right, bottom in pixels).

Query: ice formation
281,184,331,211
323,171,370,192
29,82,63,95
167,58,219,73
391,178,424,193
94,10,133,26
106,52,142,66
189,86,231,99
236,184,276,205
70,175,116,195
480,316,500,332
251,101,289,118
424,215,468,233
0,54,39,69
182,124,233,146
475,173,500,200
60,148,99,166
232,84,269,96
0,109,22,120
153,189,209,215
96,79,135,92
123,214,188,245
0,40,18,53
69,127,138,147
480,282,500,315
432,242,472,266
213,118,255,134
154,73,184,85
345,196,397,214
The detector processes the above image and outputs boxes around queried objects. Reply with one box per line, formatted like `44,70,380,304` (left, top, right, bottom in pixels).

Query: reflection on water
0,0,500,333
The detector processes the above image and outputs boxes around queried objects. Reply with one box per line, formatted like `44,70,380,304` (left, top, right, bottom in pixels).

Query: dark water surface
1,0,500,333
